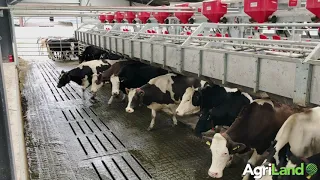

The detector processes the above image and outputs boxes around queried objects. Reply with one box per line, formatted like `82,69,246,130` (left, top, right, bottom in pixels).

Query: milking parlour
0,0,320,180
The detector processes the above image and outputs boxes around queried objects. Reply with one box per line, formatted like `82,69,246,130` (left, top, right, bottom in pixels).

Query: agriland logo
242,163,318,179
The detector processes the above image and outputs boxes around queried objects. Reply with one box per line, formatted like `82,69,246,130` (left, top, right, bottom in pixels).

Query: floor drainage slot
112,158,129,180
91,162,103,180
121,156,141,180
77,138,88,155
102,160,116,180
131,155,153,179
99,119,110,130
76,122,85,134
85,121,94,133
69,110,76,120
89,107,98,116
82,108,91,118
86,136,98,153
62,110,68,121
111,132,126,148
91,119,102,131
103,133,117,150
95,135,108,152
69,123,77,136
76,109,84,119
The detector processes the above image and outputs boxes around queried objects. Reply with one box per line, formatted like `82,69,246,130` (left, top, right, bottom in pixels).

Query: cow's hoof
147,127,153,131
89,98,98,103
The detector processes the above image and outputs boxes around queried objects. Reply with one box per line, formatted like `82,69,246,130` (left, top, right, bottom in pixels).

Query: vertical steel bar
0,43,15,180
198,50,203,77
222,53,228,85
253,57,261,93
9,12,18,66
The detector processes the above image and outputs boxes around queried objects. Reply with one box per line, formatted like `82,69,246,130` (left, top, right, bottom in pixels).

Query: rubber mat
23,59,246,180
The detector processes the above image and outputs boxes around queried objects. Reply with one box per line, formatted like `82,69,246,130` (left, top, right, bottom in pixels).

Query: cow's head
176,87,200,116
208,133,246,178
57,70,71,88
125,88,144,113
110,75,126,96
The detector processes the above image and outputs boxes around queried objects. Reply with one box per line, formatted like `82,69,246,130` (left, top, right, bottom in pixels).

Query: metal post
9,11,19,66
0,42,16,180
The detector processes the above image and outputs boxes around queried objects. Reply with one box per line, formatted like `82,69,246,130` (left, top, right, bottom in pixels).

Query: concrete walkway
3,62,28,180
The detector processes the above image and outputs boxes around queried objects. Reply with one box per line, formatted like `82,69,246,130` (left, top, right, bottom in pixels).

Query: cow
96,61,144,105
255,144,320,180
125,73,206,131
176,84,254,137
207,98,295,179
57,60,111,102
78,45,125,64
254,107,320,180
46,37,79,61
108,63,168,105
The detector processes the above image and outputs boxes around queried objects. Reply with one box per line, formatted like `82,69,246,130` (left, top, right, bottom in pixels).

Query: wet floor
22,58,247,180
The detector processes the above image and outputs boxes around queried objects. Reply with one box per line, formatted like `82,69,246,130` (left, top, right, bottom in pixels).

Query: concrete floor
22,58,247,180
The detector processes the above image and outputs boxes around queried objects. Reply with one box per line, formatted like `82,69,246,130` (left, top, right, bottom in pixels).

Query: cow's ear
230,142,246,154
61,70,65,74
125,88,130,94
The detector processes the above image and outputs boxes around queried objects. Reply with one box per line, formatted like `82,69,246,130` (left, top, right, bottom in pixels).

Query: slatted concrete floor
22,59,246,180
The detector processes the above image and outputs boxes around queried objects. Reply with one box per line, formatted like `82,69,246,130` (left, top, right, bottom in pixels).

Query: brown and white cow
207,98,295,179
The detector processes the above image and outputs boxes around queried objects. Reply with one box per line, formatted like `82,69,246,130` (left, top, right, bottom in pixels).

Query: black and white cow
57,60,111,101
176,84,254,137
109,63,168,105
78,45,125,64
254,106,320,180
46,37,79,61
125,73,206,131
95,61,144,105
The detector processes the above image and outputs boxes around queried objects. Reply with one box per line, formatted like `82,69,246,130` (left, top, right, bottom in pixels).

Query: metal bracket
303,43,320,63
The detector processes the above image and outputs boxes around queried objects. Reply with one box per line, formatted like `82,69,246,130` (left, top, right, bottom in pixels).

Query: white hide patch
242,92,254,103
148,73,177,103
78,60,109,74
82,75,90,89
176,87,200,116
272,106,320,165
253,99,274,108
104,59,126,65
110,74,120,95
224,87,238,93
200,80,207,87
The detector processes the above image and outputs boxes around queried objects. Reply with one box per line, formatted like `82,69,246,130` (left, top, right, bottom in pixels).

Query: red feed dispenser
114,11,124,23
106,13,114,23
125,11,136,23
202,0,228,23
244,0,278,23
306,0,320,18
152,11,170,24
98,14,107,23
174,3,194,24
137,12,150,24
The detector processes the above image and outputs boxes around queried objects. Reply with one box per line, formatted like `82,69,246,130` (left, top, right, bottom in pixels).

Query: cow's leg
82,87,86,100
108,95,114,105
147,109,157,131
89,75,102,103
242,149,264,180
121,93,126,102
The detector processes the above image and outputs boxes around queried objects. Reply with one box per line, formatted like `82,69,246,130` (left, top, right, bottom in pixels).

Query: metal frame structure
75,21,320,107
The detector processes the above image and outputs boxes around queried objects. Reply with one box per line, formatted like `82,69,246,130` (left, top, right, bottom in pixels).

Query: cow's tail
274,114,296,154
